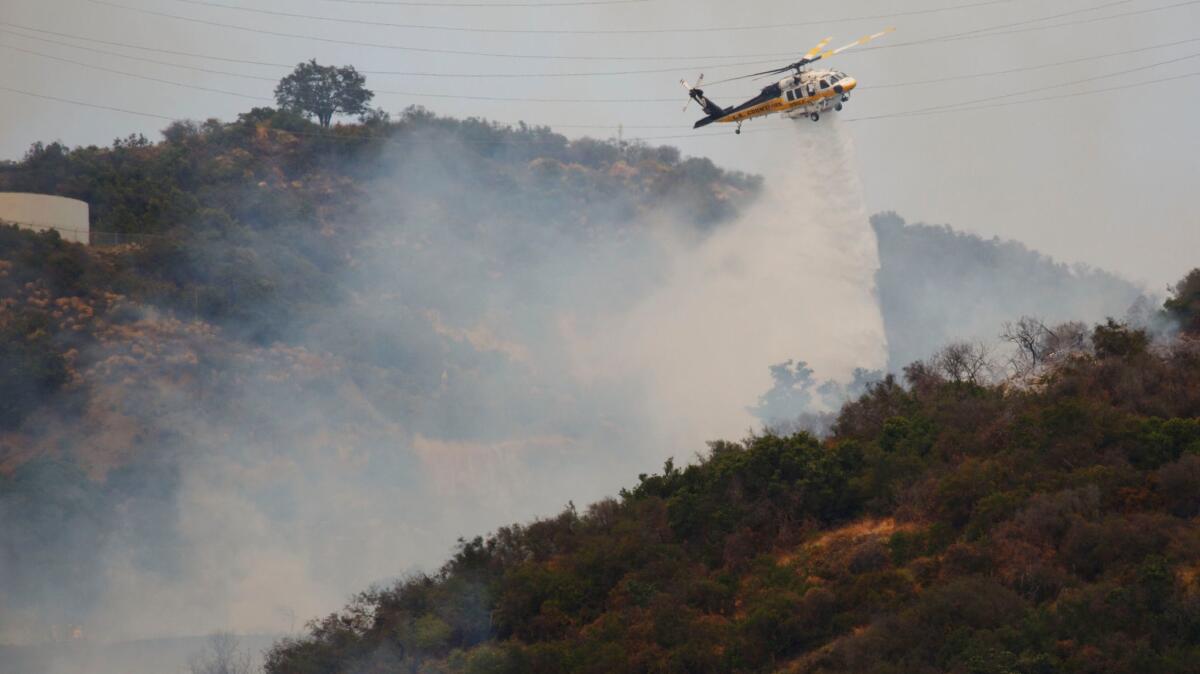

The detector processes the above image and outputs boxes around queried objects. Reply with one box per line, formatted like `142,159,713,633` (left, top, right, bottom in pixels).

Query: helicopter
682,29,894,133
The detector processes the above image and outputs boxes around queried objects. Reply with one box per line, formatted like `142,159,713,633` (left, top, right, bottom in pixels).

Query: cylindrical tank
0,193,90,244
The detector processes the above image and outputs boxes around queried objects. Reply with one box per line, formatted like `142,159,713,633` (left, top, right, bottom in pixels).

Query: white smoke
1,120,890,674
578,119,888,450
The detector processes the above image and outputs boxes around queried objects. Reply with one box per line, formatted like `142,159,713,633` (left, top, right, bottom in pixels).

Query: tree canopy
1166,268,1200,335
274,59,374,127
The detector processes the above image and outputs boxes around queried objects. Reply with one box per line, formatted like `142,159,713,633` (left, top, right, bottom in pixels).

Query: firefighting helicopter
682,28,894,133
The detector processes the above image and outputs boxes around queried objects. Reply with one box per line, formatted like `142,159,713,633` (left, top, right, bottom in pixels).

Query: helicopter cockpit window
819,79,830,89
786,90,794,101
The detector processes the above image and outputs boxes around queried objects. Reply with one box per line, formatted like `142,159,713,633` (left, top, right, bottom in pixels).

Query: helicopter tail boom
681,75,726,125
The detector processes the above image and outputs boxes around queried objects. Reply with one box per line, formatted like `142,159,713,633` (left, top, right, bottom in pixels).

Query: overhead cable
859,0,1200,52
872,36,1200,88
0,24,786,80
7,61,1198,143
162,0,1013,36
0,42,271,100
862,50,1200,118
849,69,1200,121
8,25,1200,106
85,0,1160,63
291,0,652,6
1,37,689,103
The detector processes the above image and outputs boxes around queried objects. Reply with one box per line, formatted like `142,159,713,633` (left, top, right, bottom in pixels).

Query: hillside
872,213,1148,371
0,108,763,644
743,216,1150,431
1,105,1192,672
265,309,1200,674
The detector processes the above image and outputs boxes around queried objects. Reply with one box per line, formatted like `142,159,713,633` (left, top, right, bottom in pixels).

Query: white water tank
0,193,90,244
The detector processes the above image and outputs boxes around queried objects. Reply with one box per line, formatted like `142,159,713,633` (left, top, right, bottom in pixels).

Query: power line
0,82,706,140
844,0,1129,54
6,52,1196,142
0,59,686,128
868,50,1200,118
850,68,1200,121
645,58,1200,129
85,0,784,61
0,42,272,100
295,0,651,6
1,35,689,104
0,23,784,79
15,19,1196,108
0,84,175,120
908,0,1132,42
8,21,1200,107
668,67,1200,130
697,3,1128,86
7,0,1198,134
862,0,1200,52
0,22,297,68
86,0,1150,63
162,0,1013,36
871,36,1200,88
21,0,1192,79
372,90,675,102
0,27,282,82
8,19,1199,98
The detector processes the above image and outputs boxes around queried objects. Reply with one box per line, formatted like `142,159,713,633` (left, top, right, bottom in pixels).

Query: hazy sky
1,0,1197,289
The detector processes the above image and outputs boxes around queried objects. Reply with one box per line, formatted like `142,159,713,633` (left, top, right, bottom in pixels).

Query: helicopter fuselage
691,69,858,129
685,29,890,131
701,69,856,128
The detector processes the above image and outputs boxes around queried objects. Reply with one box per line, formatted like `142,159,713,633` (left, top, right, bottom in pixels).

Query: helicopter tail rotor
680,73,705,112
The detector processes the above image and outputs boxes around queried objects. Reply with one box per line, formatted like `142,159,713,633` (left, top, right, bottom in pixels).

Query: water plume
594,119,888,450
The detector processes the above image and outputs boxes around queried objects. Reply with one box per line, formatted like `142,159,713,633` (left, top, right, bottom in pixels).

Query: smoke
0,119,889,672
579,119,888,450
872,213,1149,371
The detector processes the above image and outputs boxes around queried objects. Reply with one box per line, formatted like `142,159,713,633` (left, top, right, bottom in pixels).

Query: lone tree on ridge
274,60,374,128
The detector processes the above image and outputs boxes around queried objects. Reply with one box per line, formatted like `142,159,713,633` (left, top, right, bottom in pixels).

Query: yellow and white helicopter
683,28,894,133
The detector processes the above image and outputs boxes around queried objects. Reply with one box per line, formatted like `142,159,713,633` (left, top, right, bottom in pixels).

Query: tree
274,60,374,128
748,360,818,425
189,632,256,674
1164,268,1200,335
1092,318,1149,358
1041,321,1089,361
933,341,994,385
1002,316,1051,377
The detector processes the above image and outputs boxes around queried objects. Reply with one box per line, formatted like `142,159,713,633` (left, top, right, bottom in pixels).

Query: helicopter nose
834,77,857,94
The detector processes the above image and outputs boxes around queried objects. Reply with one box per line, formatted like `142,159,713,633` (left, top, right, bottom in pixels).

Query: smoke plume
1,120,889,674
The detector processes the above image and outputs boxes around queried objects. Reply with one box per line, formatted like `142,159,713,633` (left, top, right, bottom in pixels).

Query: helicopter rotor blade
702,29,891,88
741,68,788,80
803,37,834,61
708,66,789,86
816,27,895,60
719,35,837,83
